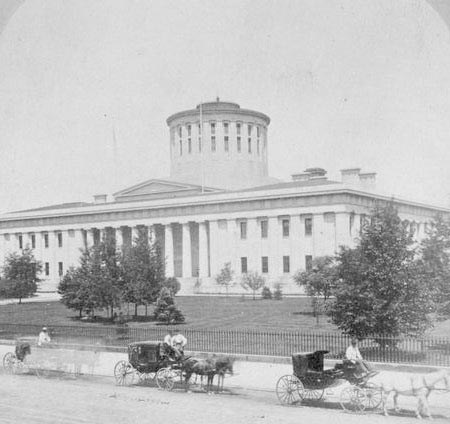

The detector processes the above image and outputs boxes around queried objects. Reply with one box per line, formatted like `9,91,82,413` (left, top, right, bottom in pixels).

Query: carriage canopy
292,350,329,377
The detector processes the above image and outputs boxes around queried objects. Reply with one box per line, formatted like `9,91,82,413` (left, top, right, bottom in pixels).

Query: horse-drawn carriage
276,350,382,412
114,340,234,392
3,339,96,378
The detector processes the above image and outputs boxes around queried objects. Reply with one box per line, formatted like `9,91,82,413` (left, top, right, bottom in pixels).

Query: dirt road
1,373,449,424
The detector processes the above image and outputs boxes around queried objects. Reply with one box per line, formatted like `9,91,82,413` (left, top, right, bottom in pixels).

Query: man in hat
345,338,375,378
38,327,51,346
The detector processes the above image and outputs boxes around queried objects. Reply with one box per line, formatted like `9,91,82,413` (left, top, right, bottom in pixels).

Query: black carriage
276,350,382,412
114,341,182,390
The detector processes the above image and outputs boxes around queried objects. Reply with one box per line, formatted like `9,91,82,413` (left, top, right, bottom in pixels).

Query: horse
370,369,450,419
211,355,235,393
182,357,216,393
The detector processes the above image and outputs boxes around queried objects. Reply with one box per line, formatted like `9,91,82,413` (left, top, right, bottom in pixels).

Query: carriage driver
38,327,51,346
171,333,187,360
345,338,374,378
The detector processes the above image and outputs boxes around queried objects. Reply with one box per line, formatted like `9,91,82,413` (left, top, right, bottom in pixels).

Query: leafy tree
273,283,283,300
418,214,450,318
1,248,42,303
261,286,272,299
329,203,435,341
294,256,337,322
153,287,185,324
58,267,86,317
120,231,165,317
241,271,265,300
215,262,234,296
162,277,181,297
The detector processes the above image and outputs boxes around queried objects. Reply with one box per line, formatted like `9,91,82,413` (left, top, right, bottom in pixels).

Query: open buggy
114,341,186,390
276,350,382,412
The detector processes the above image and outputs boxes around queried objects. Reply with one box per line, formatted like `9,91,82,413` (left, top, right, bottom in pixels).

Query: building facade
0,100,447,294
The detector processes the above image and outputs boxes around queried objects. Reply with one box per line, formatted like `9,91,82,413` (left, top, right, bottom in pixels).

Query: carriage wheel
276,375,302,405
156,368,175,391
299,387,325,401
363,383,382,410
114,361,135,386
340,386,366,412
3,352,17,374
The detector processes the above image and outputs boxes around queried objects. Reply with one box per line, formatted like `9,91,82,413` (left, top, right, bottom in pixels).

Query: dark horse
182,357,216,392
15,342,31,362
182,355,235,393
212,355,235,393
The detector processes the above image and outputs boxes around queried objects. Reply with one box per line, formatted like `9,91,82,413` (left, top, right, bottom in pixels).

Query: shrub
273,284,283,300
261,287,272,299
153,288,185,324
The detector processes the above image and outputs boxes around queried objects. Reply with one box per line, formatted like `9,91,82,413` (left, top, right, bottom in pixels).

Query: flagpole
200,101,205,193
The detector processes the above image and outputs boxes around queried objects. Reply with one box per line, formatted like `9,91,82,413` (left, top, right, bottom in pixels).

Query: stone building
0,100,447,294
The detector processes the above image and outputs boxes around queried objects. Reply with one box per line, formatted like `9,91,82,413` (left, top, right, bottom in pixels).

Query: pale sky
1,0,450,214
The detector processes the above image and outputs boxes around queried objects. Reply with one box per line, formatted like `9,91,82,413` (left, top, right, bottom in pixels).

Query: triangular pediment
113,179,222,202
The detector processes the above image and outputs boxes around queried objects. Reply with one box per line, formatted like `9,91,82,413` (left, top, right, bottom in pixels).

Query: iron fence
0,323,449,366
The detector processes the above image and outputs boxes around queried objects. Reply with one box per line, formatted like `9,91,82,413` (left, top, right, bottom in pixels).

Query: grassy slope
0,296,449,336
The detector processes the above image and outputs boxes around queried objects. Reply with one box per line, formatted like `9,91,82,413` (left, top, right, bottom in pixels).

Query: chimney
341,168,361,186
359,172,376,190
292,173,310,182
93,194,108,204
304,167,327,179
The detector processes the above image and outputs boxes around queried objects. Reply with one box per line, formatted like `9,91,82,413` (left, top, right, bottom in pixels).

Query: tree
153,287,185,324
241,271,265,300
215,262,234,296
329,203,435,341
120,230,165,317
162,277,181,297
294,256,337,323
418,214,450,318
1,248,42,303
58,239,122,319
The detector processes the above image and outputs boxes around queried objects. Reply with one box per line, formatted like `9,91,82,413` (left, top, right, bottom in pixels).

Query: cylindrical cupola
166,99,272,190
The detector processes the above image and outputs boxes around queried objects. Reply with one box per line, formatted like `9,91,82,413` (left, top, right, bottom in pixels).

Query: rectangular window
236,122,241,135
241,257,248,274
58,262,63,277
187,124,191,136
179,139,183,155
261,256,269,273
247,124,252,136
210,122,216,135
188,138,192,153
31,234,36,249
283,256,290,273
240,221,247,239
223,122,229,134
305,217,312,236
261,220,268,238
237,137,241,152
45,262,50,276
178,126,182,137
224,136,229,152
57,232,63,248
248,138,251,153
211,136,216,152
282,219,290,237
18,234,23,249
305,255,313,272
43,233,49,248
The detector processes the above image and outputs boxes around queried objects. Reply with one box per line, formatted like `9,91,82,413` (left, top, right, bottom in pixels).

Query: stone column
312,213,325,257
198,221,209,277
182,223,192,278
268,216,280,276
69,229,84,267
115,227,124,250
0,234,5,268
85,228,95,248
148,224,155,244
164,224,174,277
335,212,351,250
131,226,140,245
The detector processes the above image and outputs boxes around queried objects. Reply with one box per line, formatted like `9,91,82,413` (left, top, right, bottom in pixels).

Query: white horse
370,369,450,419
